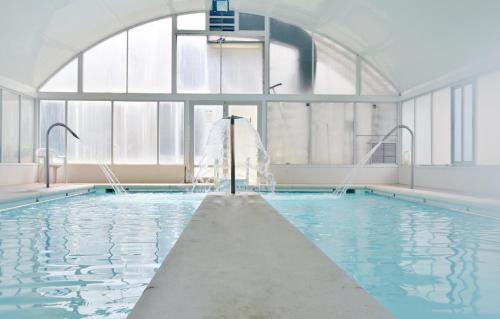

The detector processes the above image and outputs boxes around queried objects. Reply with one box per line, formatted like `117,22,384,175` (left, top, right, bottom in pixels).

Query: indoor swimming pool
0,193,203,319
1,191,499,318
265,192,500,319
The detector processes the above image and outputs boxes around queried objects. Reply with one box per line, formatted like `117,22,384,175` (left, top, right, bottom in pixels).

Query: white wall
0,164,38,186
399,166,500,198
58,165,185,184
271,165,398,185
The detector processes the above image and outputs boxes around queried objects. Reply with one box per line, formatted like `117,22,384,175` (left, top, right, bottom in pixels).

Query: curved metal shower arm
45,123,80,188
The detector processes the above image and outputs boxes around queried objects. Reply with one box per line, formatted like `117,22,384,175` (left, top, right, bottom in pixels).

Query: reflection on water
0,193,203,319
265,193,500,319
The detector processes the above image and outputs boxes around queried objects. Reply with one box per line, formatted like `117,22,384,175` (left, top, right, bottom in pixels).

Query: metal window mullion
111,101,114,165
183,100,190,181
126,31,130,93
451,87,456,164
355,55,362,96
172,17,178,94
0,88,3,162
461,85,465,163
472,81,477,164
307,103,312,165
64,100,68,183
430,92,434,165
34,98,40,163
18,95,22,163
157,101,160,165
77,54,84,93
264,17,270,94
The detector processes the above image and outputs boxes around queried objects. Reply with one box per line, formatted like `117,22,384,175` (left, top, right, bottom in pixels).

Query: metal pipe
230,116,236,194
46,123,79,188
380,125,415,189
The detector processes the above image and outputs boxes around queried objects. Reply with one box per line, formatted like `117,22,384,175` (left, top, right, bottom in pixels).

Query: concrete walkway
128,193,393,319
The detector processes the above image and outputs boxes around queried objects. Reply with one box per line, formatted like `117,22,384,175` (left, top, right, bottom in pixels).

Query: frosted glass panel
1,90,19,163
39,59,78,92
20,97,35,163
67,101,111,164
83,32,127,93
270,42,305,94
270,19,313,94
228,105,258,130
159,102,184,164
267,102,309,164
401,100,415,165
177,13,206,30
453,88,462,162
361,62,397,96
194,104,223,165
128,18,172,93
311,103,354,165
40,100,66,157
221,41,263,94
113,102,157,164
356,103,397,162
314,35,356,95
415,94,432,165
463,84,474,162
177,36,220,93
432,88,451,165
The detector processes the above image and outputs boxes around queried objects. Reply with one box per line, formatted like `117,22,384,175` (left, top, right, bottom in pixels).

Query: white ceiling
2,0,500,93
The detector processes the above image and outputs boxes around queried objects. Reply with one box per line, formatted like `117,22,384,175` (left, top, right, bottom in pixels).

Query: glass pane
221,40,263,94
228,105,258,130
128,18,172,93
83,32,127,93
177,12,206,30
67,101,111,164
40,100,66,159
159,102,184,164
239,13,265,31
113,102,157,164
453,88,462,162
313,34,356,95
194,104,223,165
356,103,397,163
432,88,451,165
401,100,415,165
361,62,397,96
177,36,220,93
311,103,354,165
463,84,474,162
20,97,35,163
267,102,309,164
270,19,313,94
39,59,78,92
1,90,20,163
415,94,432,165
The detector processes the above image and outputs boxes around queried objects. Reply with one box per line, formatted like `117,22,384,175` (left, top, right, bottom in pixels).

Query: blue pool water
264,192,500,319
0,193,203,319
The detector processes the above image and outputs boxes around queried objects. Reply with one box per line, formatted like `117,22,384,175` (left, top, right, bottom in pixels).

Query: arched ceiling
2,0,500,93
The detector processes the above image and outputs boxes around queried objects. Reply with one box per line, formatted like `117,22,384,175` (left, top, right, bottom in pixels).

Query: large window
267,102,309,164
415,94,432,165
40,100,66,158
113,102,157,164
67,101,112,164
83,32,127,93
20,97,35,163
1,90,20,163
432,89,451,165
159,102,184,164
194,104,223,165
128,18,172,93
311,103,354,164
401,100,415,165
355,103,397,164
452,84,474,163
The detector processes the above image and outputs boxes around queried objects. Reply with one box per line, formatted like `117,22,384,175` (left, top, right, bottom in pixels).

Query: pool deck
0,183,94,210
127,193,394,319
